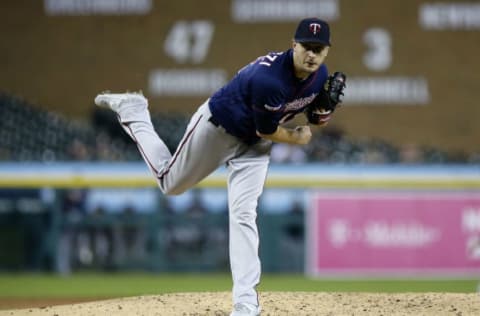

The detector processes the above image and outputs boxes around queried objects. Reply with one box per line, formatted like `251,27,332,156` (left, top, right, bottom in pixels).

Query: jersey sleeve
320,64,329,85
313,64,329,92
250,75,285,135
306,65,330,109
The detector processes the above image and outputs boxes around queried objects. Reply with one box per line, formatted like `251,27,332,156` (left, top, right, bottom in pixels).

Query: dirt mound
1,292,479,315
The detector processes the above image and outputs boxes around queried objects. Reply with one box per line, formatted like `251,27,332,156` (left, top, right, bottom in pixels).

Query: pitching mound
1,292,479,315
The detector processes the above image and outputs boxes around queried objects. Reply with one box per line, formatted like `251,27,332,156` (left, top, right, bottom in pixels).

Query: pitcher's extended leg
95,93,236,195
95,92,172,178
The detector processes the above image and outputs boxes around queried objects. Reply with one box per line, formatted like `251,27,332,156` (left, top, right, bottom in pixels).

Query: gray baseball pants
120,99,271,307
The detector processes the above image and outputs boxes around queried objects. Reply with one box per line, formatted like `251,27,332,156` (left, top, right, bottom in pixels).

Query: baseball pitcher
95,17,346,316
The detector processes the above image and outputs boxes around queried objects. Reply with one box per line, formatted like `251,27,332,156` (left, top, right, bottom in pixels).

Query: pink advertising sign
306,191,480,277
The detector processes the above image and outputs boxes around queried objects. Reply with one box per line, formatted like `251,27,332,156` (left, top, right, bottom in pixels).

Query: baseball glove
305,71,347,125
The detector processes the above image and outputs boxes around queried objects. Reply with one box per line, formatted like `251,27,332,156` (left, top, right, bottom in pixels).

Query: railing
0,162,479,274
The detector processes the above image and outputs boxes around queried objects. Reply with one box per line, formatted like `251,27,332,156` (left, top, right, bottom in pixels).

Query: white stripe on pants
228,155,269,306
121,99,271,306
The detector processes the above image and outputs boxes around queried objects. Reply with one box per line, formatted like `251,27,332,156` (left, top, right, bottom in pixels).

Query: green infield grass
0,273,478,298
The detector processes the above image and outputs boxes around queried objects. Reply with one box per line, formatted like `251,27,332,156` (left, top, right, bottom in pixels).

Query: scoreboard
0,0,479,152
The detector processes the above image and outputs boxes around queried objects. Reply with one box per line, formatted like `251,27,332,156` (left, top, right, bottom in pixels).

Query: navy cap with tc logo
294,18,331,46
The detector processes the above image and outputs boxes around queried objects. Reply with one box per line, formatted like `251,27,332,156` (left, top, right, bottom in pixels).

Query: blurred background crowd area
1,185,305,273
2,92,479,165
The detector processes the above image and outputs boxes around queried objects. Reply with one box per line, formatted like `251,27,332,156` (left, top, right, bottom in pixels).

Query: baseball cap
294,18,331,46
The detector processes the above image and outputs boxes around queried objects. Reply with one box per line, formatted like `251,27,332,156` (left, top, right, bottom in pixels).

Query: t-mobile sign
306,191,480,277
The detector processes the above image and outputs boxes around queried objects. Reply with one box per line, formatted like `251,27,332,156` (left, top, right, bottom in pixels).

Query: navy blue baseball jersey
209,48,329,144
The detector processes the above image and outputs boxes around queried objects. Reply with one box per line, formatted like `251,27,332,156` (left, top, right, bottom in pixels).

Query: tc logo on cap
309,23,322,35
294,18,331,45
